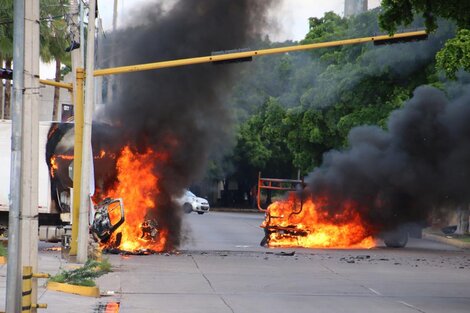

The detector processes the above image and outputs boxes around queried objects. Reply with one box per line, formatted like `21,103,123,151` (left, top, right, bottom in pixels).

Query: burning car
174,189,210,214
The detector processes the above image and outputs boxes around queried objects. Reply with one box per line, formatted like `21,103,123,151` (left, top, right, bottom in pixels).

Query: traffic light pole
77,0,97,263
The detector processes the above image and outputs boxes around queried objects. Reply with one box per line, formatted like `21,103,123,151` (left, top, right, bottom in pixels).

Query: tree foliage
0,0,14,61
220,9,457,193
379,0,470,33
0,0,70,119
436,29,470,79
379,0,470,79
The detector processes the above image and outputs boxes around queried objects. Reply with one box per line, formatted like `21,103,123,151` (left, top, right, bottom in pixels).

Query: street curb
46,281,100,297
423,232,470,249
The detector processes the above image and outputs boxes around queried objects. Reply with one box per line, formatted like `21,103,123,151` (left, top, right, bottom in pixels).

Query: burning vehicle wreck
46,123,177,253
91,198,125,244
91,197,162,254
257,173,419,249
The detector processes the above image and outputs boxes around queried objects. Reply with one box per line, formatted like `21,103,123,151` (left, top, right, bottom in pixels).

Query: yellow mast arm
93,30,427,77
39,79,73,91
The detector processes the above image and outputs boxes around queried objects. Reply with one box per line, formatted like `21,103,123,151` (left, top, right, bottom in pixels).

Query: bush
0,244,7,257
49,259,112,287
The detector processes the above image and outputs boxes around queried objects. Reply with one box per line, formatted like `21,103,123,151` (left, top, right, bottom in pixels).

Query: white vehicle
175,190,210,214
0,120,73,241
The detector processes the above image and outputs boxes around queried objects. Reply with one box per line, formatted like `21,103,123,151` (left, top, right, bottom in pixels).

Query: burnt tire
384,230,408,248
183,203,193,214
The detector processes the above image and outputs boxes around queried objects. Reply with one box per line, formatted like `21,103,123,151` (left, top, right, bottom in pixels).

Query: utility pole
77,0,97,263
21,0,40,311
6,0,40,311
6,0,24,310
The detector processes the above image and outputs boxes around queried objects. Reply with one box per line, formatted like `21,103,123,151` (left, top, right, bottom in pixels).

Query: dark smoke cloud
96,0,278,249
306,84,470,232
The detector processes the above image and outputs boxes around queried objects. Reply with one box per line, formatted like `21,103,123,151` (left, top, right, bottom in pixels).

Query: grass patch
0,244,7,257
457,236,470,243
49,259,112,287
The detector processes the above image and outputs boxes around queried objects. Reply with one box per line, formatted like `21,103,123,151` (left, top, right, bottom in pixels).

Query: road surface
91,211,470,313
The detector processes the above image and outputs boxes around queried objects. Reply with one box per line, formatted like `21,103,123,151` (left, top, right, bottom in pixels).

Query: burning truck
45,122,178,253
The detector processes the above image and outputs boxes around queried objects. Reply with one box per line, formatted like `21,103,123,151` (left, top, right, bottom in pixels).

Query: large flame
100,145,168,252
262,193,375,249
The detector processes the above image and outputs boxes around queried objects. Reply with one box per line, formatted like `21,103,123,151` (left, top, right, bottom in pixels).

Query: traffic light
0,68,13,80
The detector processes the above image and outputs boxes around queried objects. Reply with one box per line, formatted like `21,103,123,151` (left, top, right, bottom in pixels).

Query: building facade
344,0,368,17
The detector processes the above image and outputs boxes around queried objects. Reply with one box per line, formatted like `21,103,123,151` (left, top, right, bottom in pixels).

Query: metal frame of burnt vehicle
257,172,306,247
257,172,419,248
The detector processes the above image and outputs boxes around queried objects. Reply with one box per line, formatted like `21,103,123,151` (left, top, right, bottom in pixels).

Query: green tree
379,0,470,79
302,12,349,63
436,29,470,79
224,9,455,201
233,98,295,183
0,0,70,120
40,0,71,120
379,0,470,33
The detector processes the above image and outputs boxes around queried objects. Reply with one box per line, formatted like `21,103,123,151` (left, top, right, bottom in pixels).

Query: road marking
368,288,382,296
235,245,251,248
398,301,426,313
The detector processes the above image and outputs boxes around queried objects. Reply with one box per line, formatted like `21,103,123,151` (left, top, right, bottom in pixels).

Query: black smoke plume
96,0,277,249
306,85,470,233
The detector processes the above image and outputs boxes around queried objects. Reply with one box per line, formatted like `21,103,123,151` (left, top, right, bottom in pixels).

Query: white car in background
175,189,210,214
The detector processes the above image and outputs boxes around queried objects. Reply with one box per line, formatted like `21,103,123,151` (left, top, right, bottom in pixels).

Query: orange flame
49,154,74,178
50,156,58,178
262,193,375,249
101,146,169,252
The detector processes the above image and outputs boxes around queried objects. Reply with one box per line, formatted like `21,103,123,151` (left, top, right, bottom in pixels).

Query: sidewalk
423,228,470,249
0,248,120,313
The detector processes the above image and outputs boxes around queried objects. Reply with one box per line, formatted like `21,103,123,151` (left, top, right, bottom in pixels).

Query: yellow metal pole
39,79,73,91
70,68,85,256
93,30,427,77
22,266,32,313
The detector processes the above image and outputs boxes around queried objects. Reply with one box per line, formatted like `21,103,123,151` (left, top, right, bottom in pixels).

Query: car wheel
183,203,192,214
197,212,204,215
383,230,408,248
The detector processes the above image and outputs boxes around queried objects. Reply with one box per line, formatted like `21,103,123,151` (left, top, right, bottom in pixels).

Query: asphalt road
180,211,266,251
94,211,470,313
180,211,462,252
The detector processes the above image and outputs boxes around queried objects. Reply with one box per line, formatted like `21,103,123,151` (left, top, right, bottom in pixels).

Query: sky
40,0,381,78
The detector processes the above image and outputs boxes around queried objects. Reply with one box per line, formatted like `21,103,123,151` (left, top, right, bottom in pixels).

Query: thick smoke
306,85,470,232
96,0,277,249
